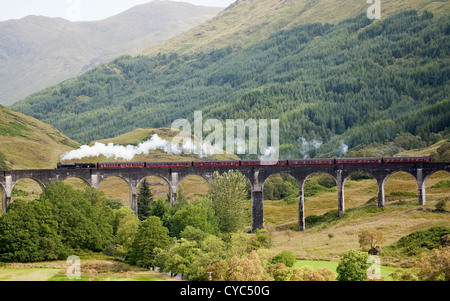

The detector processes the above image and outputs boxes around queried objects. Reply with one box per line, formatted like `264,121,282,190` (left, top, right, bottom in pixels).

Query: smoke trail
60,134,194,161
337,142,349,156
297,137,323,158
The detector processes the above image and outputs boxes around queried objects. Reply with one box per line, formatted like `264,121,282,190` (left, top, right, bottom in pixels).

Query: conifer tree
137,179,153,221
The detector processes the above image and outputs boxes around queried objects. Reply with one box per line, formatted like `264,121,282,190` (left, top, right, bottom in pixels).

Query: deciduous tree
208,170,249,233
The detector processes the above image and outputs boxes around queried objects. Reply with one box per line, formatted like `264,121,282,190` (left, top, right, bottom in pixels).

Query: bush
435,198,448,212
431,180,450,189
271,250,296,267
336,250,370,281
273,268,293,281
391,246,450,281
349,172,374,181
289,265,336,281
106,199,123,210
384,226,450,256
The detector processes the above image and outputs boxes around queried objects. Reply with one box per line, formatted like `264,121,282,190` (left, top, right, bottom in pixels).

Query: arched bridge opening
97,176,132,209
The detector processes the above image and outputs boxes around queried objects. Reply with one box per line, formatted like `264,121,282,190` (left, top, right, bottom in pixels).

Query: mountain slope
11,9,449,159
0,105,79,170
0,1,223,105
141,0,450,56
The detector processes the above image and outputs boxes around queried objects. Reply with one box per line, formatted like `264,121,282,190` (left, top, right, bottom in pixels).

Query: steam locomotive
56,156,431,169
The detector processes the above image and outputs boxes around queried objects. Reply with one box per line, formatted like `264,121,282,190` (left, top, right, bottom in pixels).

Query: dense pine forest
11,10,449,158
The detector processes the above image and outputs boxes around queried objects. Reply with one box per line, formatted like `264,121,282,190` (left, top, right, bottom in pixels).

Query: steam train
56,156,431,169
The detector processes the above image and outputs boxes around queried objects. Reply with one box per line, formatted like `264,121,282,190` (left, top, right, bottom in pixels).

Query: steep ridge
0,1,223,105
141,0,449,56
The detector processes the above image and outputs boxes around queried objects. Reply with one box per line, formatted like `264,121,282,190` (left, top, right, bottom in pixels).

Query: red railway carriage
261,160,288,166
98,162,145,169
240,160,262,167
146,161,192,168
192,161,240,167
335,157,382,165
240,160,288,166
382,156,431,164
288,158,334,165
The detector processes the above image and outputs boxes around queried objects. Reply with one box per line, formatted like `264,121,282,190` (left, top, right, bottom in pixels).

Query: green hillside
0,105,79,170
11,9,449,159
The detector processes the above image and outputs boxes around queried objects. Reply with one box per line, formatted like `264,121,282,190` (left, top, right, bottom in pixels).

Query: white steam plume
297,137,323,158
60,134,197,161
337,142,349,156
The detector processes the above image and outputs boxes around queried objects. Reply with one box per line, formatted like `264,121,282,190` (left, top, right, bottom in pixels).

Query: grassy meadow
0,258,179,281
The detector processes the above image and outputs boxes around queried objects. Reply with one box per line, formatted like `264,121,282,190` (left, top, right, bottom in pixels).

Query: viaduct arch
1,162,448,231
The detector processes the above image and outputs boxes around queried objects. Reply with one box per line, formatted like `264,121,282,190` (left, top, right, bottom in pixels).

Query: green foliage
39,183,114,252
264,174,295,200
137,179,153,221
303,174,336,197
384,226,450,257
255,228,272,249
431,142,450,162
0,199,67,262
336,249,370,281
170,205,217,238
126,216,171,268
393,132,427,150
431,180,450,189
180,226,208,243
173,185,188,211
114,214,140,258
11,11,449,157
106,199,123,210
112,206,136,235
435,199,448,212
273,268,293,281
271,250,297,267
304,183,335,197
0,182,115,262
349,172,374,181
208,170,249,233
148,197,171,223
305,210,339,228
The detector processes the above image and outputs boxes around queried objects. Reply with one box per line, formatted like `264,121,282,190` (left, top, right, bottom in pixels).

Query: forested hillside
11,10,449,158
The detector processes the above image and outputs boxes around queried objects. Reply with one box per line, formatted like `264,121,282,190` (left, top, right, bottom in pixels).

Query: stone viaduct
1,162,449,231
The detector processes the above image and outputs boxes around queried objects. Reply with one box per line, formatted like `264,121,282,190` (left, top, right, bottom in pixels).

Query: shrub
289,265,335,281
435,198,448,212
273,268,293,281
336,249,370,281
391,246,450,281
384,226,450,256
271,250,296,267
431,180,450,189
106,199,123,210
